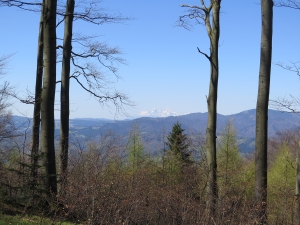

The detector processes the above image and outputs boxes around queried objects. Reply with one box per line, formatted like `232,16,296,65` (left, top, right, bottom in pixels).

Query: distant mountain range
139,108,187,118
12,109,300,154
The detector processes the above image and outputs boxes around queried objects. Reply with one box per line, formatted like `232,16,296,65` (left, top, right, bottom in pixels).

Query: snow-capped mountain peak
139,108,186,118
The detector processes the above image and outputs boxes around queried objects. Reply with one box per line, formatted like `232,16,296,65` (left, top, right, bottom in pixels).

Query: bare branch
270,61,300,113
197,47,210,61
0,54,14,76
70,73,134,117
0,0,41,12
56,17,65,27
180,4,205,11
274,61,300,76
274,0,300,10
270,95,300,113
177,5,205,30
70,38,125,75
11,88,35,104
56,1,132,25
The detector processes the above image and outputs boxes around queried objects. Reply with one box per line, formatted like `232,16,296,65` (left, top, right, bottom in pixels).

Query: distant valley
13,109,300,154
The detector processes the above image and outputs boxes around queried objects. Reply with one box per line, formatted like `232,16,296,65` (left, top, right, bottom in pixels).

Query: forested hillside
1,0,300,224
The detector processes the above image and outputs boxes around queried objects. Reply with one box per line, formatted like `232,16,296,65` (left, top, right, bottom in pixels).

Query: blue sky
1,0,300,119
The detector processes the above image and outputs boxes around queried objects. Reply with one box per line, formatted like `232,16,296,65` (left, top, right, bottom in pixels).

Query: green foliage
128,123,145,169
0,214,73,225
217,120,242,187
2,118,300,224
165,122,190,163
268,143,295,223
268,143,295,188
162,122,191,184
241,158,255,198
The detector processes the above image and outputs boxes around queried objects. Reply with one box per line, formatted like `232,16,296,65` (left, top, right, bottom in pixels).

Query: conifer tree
217,120,242,196
128,123,144,169
166,122,190,163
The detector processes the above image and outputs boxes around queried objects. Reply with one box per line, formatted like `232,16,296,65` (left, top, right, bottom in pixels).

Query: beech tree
255,0,273,223
31,7,43,186
56,0,131,187
40,0,57,194
1,0,131,193
178,0,221,218
59,0,74,184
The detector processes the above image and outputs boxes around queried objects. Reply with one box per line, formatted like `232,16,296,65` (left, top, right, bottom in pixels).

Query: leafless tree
31,7,43,187
178,0,221,219
2,0,132,195
55,0,131,192
40,0,58,195
255,0,273,224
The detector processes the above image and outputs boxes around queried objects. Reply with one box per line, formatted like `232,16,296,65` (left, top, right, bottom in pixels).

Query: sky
0,0,300,119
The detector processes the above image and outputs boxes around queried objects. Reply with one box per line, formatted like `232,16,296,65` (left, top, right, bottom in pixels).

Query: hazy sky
1,1,299,119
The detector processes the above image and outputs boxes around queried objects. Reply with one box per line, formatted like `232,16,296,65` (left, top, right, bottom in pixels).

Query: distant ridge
13,109,300,138
12,109,300,154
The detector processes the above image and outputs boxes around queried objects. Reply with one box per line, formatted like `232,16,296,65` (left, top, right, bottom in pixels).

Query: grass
0,213,74,225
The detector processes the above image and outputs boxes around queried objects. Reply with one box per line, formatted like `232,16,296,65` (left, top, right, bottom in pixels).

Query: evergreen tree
217,120,242,185
128,123,144,169
217,120,243,198
166,122,190,163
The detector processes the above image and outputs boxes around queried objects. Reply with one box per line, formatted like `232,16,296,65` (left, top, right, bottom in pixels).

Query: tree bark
40,0,57,195
205,0,220,219
31,7,43,185
255,0,273,224
59,0,74,187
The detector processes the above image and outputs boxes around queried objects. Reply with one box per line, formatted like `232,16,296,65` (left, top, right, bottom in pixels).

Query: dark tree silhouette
166,122,190,163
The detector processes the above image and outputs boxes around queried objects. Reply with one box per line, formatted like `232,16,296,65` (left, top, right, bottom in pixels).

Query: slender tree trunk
255,0,273,224
41,0,57,195
31,8,43,185
59,0,74,187
295,134,300,224
205,1,220,219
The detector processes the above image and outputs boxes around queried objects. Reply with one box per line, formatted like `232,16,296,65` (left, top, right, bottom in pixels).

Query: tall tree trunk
255,0,273,224
59,0,74,188
41,0,57,195
31,8,43,185
205,1,220,219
